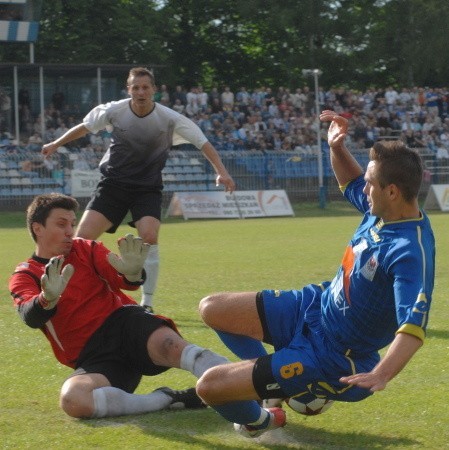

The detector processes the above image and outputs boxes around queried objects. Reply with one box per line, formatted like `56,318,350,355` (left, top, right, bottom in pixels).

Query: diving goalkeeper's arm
13,256,74,328
39,256,75,309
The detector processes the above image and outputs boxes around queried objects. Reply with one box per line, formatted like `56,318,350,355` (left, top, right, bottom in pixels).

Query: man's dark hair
127,67,155,86
369,140,423,202
27,193,79,242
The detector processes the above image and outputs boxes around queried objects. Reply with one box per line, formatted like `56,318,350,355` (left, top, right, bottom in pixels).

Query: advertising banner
71,170,101,198
167,190,295,219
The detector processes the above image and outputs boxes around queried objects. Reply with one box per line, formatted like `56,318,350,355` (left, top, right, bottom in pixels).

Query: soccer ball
285,393,334,416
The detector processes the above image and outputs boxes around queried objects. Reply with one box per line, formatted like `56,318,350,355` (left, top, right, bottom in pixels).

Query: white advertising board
71,170,101,197
423,184,449,212
167,190,294,219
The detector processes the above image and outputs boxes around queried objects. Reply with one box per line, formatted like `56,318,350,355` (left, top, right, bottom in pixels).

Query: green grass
1,204,448,449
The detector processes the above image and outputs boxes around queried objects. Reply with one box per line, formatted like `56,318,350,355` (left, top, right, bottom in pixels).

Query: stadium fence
0,146,445,212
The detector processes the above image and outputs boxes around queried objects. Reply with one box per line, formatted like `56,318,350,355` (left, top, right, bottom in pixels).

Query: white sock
180,344,229,378
141,244,159,308
91,386,172,418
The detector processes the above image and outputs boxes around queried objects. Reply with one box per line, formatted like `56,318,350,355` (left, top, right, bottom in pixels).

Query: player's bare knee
60,389,94,418
199,293,223,324
196,366,223,404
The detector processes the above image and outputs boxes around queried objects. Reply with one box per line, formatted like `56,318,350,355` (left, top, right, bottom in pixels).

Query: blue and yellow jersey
320,175,435,355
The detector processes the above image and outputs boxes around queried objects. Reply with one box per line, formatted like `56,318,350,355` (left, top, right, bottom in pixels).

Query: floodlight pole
302,68,326,208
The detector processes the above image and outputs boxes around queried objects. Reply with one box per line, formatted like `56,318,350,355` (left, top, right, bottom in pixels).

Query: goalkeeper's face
33,208,76,259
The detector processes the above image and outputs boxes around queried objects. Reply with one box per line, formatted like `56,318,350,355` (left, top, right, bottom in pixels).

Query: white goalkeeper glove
107,234,150,282
40,256,75,310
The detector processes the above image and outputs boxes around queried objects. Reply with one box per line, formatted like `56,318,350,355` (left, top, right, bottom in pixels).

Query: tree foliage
1,0,448,89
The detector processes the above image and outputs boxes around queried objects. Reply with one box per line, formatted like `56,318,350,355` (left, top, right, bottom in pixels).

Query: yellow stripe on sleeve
396,324,425,343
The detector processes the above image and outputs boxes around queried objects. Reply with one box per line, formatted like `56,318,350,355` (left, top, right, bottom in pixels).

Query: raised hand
40,256,75,309
319,110,349,148
107,234,150,282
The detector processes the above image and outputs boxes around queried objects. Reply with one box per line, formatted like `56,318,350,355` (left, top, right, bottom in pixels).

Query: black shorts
70,305,177,393
86,178,163,233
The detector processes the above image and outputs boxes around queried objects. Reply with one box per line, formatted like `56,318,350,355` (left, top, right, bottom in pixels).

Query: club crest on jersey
361,256,378,281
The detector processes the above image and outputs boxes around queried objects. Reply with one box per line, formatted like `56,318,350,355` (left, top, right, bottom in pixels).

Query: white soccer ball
285,393,334,416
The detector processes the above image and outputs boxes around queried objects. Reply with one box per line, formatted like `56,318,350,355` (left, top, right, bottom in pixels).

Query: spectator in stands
208,87,221,108
398,88,413,108
0,88,12,132
235,86,250,114
26,132,43,152
425,88,439,116
18,88,31,110
384,86,399,112
54,122,70,141
197,85,209,112
41,67,235,313
43,126,56,144
0,131,13,148
210,96,222,114
221,86,234,110
19,104,33,136
376,110,393,135
171,85,187,106
154,84,170,104
73,153,91,171
172,99,185,115
52,91,65,112
20,159,39,177
185,87,199,118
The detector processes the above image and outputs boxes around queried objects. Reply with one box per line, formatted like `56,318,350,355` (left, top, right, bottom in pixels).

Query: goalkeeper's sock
91,386,171,418
215,330,268,359
180,344,229,378
141,244,159,308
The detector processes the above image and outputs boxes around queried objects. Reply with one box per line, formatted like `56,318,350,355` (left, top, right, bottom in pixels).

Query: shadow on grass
426,328,449,340
80,408,419,450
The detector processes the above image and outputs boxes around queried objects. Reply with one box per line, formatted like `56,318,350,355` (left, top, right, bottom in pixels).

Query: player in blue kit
195,110,435,438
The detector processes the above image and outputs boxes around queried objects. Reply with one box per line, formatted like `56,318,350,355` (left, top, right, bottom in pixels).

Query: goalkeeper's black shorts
69,305,178,393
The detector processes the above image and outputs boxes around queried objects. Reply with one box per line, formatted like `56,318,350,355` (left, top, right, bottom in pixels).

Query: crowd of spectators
2,83,449,167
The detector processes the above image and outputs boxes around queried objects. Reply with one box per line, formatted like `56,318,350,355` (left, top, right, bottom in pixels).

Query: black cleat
153,386,207,410
142,305,154,313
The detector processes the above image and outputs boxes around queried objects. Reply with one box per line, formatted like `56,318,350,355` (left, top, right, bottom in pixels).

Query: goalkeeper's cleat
142,304,154,313
234,407,286,438
153,386,207,410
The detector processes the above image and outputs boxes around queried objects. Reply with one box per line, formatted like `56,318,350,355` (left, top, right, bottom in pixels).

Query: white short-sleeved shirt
83,99,208,185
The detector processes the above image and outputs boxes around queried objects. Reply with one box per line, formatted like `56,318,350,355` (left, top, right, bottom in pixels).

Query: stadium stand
1,74,448,209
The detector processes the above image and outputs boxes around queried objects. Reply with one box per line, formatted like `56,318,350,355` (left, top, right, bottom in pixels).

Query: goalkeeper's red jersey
9,238,139,368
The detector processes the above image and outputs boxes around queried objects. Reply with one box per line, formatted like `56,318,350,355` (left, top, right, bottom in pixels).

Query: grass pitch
0,203,448,449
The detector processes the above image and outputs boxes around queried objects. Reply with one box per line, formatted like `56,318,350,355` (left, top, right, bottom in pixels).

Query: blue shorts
256,286,378,402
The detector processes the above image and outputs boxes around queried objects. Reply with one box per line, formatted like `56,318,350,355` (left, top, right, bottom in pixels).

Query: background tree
1,0,449,90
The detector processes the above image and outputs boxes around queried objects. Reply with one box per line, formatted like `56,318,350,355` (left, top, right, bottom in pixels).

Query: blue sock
212,400,268,426
215,330,268,359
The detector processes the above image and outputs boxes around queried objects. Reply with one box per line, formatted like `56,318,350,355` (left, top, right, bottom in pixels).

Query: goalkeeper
9,193,228,419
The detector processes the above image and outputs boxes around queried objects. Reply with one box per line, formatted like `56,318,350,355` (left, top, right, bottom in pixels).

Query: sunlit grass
1,206,447,449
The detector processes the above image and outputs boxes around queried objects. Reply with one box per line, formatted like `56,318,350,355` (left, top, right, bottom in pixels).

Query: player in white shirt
42,67,235,311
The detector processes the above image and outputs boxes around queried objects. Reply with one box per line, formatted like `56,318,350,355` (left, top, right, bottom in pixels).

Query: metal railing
0,146,446,211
